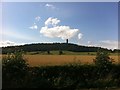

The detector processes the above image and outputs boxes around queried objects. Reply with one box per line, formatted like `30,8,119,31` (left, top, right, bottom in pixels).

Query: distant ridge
2,43,119,54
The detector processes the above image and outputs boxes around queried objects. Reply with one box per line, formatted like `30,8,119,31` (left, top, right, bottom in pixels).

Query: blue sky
1,2,118,49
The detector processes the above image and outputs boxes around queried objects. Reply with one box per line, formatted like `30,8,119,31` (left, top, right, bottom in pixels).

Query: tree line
2,43,120,54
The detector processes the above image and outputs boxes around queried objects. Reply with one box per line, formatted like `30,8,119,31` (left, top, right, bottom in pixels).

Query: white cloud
45,17,60,26
98,40,118,50
82,40,119,50
0,40,15,47
45,4,55,9
40,17,82,40
29,16,40,30
40,26,79,40
29,24,38,30
35,16,40,21
87,41,92,44
0,40,29,47
78,33,83,39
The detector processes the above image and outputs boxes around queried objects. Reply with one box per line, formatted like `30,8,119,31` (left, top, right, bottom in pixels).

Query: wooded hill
2,43,119,54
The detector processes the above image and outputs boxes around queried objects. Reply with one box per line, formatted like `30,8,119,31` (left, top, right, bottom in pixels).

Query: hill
2,43,118,54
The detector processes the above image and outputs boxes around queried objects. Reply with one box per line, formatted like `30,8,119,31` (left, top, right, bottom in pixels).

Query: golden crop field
24,55,119,67
1,54,119,67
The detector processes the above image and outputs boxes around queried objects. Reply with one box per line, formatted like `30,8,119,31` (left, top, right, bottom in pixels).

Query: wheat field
24,55,119,66
1,54,119,67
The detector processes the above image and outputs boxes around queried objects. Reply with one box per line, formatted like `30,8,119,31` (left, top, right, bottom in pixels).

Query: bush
93,49,113,78
94,49,113,67
2,51,29,88
59,50,63,55
3,50,120,89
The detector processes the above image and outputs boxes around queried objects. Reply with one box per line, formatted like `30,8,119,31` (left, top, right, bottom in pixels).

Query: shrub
93,49,113,67
2,51,29,88
93,49,113,78
59,50,63,55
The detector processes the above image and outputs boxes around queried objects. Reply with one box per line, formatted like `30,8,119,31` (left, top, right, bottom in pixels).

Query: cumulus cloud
45,17,60,26
29,23,38,30
40,26,79,40
40,17,82,40
29,16,40,30
78,33,83,39
0,40,15,47
45,4,55,9
35,16,40,21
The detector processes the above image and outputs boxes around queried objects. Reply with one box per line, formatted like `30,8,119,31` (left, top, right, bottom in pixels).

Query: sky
1,2,118,49
1,0,120,2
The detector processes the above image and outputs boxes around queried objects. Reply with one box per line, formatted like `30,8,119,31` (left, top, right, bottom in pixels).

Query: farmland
19,51,120,66
2,43,119,67
24,55,118,66
1,51,119,67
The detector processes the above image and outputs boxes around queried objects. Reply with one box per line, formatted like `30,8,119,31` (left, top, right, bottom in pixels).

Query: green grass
25,51,97,55
25,51,118,56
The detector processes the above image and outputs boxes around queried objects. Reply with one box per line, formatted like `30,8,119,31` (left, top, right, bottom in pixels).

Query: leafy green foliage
94,50,113,66
93,50,114,79
2,51,29,88
2,50,120,89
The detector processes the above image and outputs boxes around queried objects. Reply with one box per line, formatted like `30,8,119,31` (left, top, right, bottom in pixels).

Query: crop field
24,55,119,67
1,51,119,67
